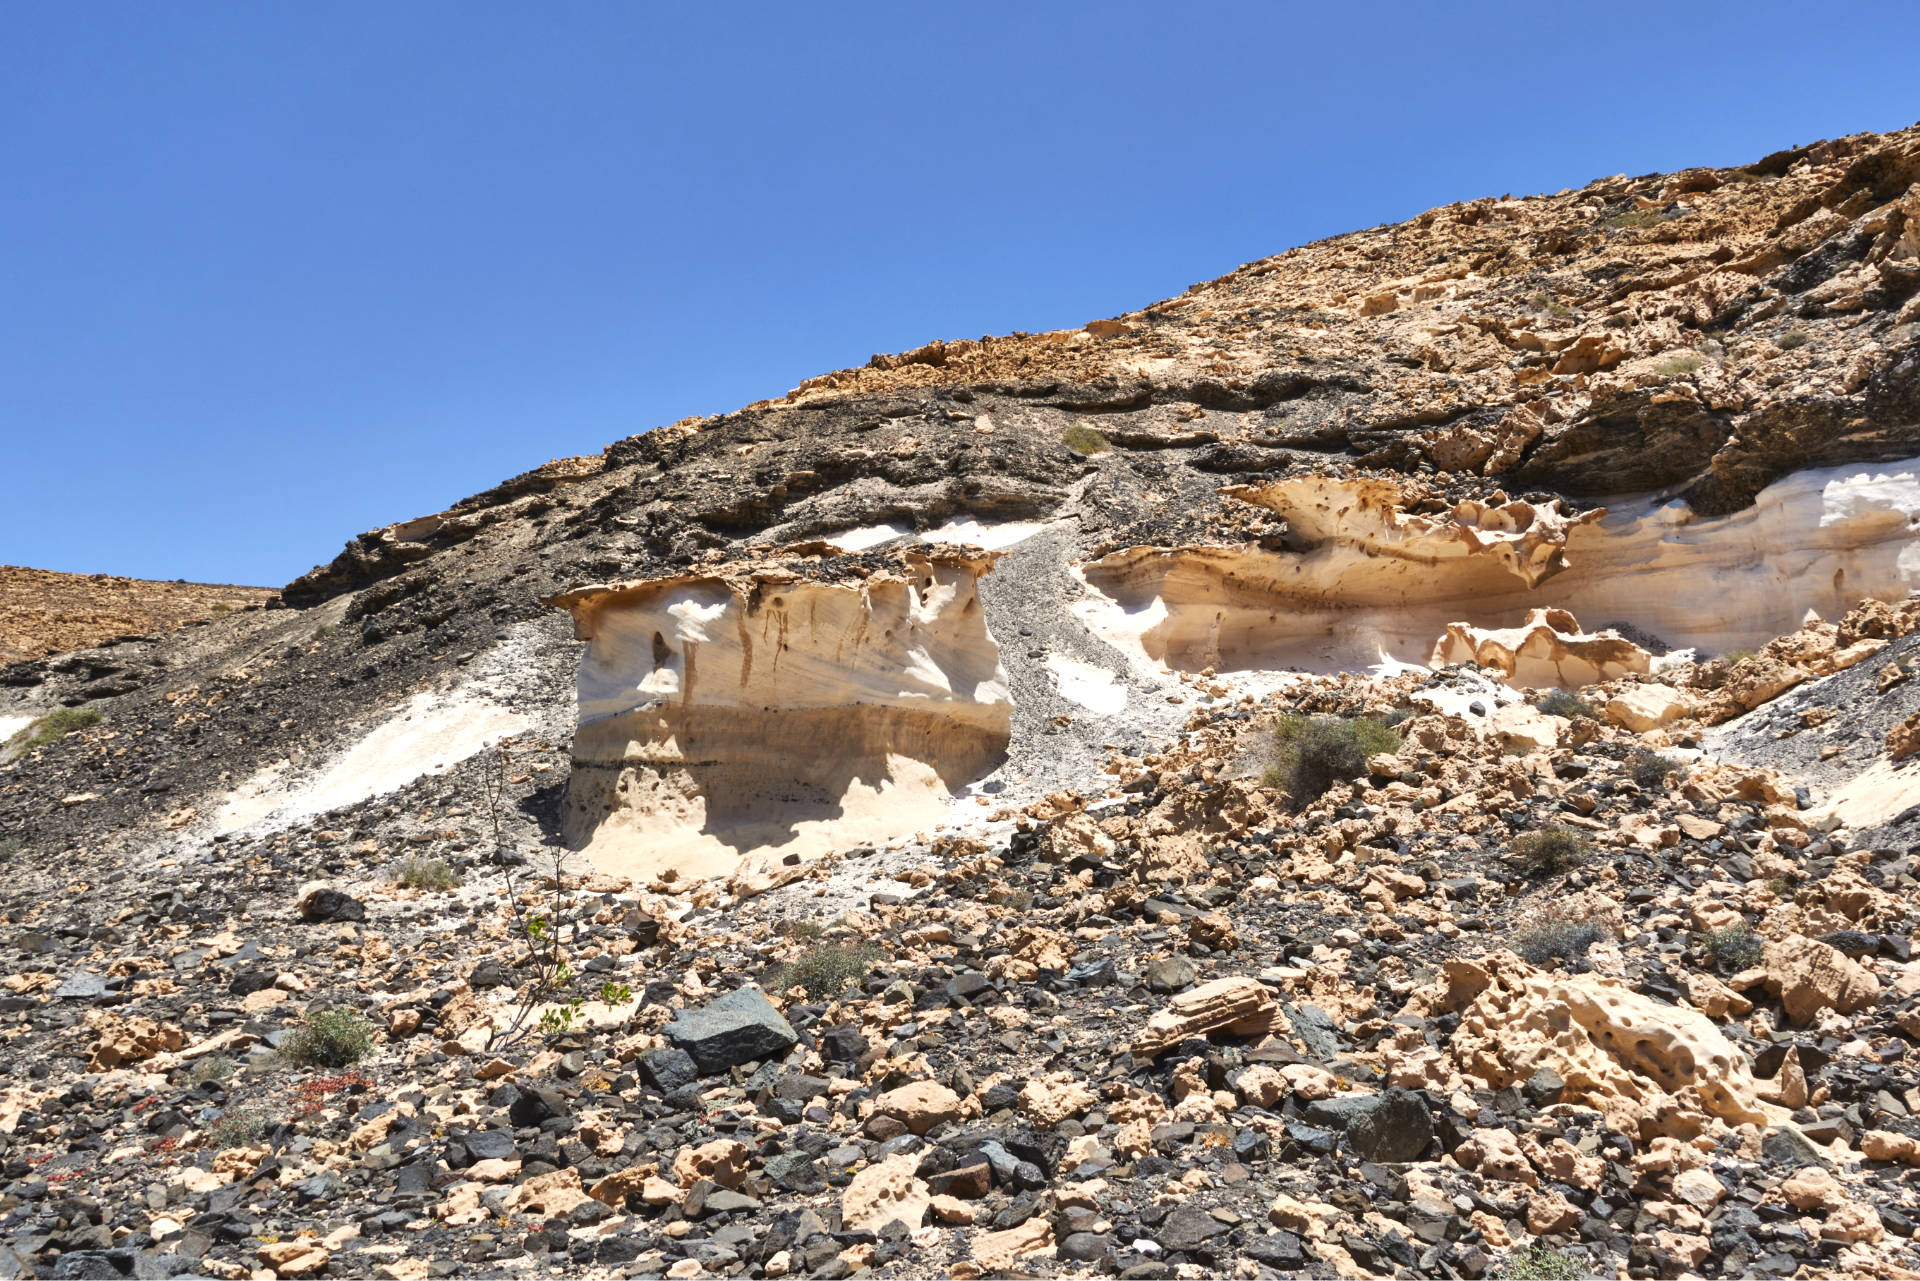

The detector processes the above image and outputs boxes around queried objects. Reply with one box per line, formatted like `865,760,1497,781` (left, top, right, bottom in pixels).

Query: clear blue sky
5,3,1917,587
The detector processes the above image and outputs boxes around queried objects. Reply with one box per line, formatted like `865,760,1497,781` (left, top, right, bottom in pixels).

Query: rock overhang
541,545,1013,878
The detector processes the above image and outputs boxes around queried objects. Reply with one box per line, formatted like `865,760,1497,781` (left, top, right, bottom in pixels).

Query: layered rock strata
544,547,1010,877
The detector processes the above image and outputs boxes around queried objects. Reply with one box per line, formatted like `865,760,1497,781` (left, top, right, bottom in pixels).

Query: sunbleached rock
1607,684,1694,733
1406,955,1785,1137
873,1081,964,1135
1078,459,1920,677
505,1168,590,1218
545,547,1010,881
968,1217,1054,1271
840,1151,930,1234
1018,1074,1096,1128
87,1013,185,1072
1130,976,1280,1057
1432,608,1651,688
1861,1130,1920,1164
672,1138,748,1189
1763,935,1879,1026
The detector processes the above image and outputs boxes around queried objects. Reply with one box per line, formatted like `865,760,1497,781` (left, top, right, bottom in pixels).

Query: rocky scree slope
0,122,1916,1280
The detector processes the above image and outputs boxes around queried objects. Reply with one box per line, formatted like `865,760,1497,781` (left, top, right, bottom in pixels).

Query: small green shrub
1656,354,1702,376
1061,425,1110,455
1510,825,1592,876
188,1055,237,1086
782,920,828,942
0,835,20,860
6,707,102,753
1699,922,1763,973
771,943,875,999
396,855,460,891
1627,747,1683,789
206,1106,270,1150
1776,328,1810,350
1261,714,1403,807
1501,1243,1588,1281
281,1008,374,1069
312,624,339,640
1534,688,1598,720
1721,648,1756,666
1516,918,1604,969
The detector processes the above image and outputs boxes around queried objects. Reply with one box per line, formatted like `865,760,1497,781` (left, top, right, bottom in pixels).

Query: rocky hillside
0,566,275,666
0,122,1918,1281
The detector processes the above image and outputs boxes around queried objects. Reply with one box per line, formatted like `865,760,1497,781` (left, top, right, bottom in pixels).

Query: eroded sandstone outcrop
544,546,1010,878
1430,608,1651,688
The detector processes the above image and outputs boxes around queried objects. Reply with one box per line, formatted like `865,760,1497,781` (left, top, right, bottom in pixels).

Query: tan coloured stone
1018,1074,1096,1128
672,1138,748,1189
506,1168,590,1218
1862,1130,1920,1164
1130,975,1278,1057
1607,684,1693,733
840,1152,930,1233
86,1013,186,1071
1455,1127,1535,1185
970,1217,1055,1270
873,1080,963,1135
1780,1165,1846,1212
256,1242,329,1276
1431,608,1650,688
1762,935,1879,1026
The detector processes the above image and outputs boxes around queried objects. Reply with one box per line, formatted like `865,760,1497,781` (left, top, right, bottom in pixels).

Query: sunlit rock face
544,548,1010,879
1077,458,1920,682
1430,608,1651,688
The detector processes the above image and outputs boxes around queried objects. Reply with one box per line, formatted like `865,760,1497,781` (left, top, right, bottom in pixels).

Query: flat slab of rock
1131,975,1277,1057
664,987,797,1074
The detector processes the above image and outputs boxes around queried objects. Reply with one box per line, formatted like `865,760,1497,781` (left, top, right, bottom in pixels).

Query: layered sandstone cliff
543,546,1010,878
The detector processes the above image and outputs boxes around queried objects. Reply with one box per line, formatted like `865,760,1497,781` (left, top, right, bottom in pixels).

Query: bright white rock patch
217,689,528,833
1045,654,1128,716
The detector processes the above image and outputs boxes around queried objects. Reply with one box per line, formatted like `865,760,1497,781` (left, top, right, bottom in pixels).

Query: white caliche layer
1077,457,1920,682
218,689,529,833
816,518,1051,554
545,549,1012,879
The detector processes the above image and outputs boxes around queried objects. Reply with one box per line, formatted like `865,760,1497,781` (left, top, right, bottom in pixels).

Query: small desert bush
1516,916,1605,969
1698,921,1763,973
1534,688,1598,720
1627,747,1683,789
1720,648,1756,666
1261,714,1403,807
1501,1243,1587,1281
188,1055,237,1086
1061,425,1111,455
206,1106,270,1150
312,623,339,640
1776,328,1810,350
281,1008,374,1069
7,707,102,753
396,855,460,891
1510,825,1592,877
770,943,874,1000
1656,354,1702,376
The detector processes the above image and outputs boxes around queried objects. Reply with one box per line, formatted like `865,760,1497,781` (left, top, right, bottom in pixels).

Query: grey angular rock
1143,956,1196,994
1156,1203,1231,1252
664,987,798,1074
1307,1087,1434,1163
54,971,106,1000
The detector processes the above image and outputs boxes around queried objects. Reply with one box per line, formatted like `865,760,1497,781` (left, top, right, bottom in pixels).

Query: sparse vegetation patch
1261,713,1402,807
6,707,101,753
